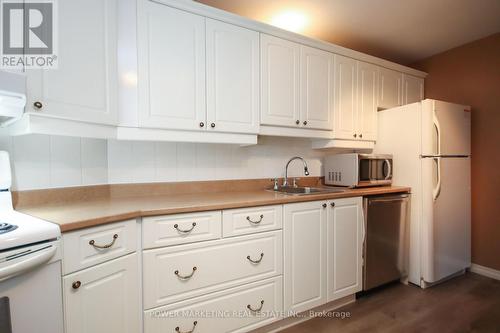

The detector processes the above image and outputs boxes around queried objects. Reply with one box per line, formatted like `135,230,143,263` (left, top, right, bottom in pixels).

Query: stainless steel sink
270,186,348,196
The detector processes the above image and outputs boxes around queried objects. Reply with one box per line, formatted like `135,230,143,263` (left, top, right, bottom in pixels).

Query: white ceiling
196,0,500,64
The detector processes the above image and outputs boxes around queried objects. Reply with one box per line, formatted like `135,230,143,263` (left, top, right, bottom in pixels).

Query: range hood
0,70,26,126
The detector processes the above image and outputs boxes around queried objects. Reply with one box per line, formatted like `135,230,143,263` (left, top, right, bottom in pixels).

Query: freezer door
422,100,471,156
421,156,471,284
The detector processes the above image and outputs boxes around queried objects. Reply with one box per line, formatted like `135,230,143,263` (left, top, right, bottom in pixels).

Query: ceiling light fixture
270,10,308,33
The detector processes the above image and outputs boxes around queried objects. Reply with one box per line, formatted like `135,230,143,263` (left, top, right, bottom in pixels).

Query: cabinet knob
210,123,216,128
359,134,363,138
72,281,81,290
199,122,205,128
33,101,43,110
296,120,300,125
353,134,357,138
303,121,308,126
322,203,327,208
330,202,335,207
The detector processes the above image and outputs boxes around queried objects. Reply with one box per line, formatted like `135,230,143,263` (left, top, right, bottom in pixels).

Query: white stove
0,210,60,251
0,150,63,333
0,151,61,269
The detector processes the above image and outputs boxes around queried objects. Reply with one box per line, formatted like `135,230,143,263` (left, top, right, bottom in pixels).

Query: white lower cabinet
284,197,364,314
326,197,364,301
61,199,365,333
144,276,283,333
63,253,140,333
284,200,327,313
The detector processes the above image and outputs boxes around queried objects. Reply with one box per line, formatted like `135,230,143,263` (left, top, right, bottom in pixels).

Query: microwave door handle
384,159,392,180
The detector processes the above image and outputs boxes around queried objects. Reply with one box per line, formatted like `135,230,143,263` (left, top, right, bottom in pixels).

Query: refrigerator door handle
433,109,442,156
421,154,470,158
433,157,442,201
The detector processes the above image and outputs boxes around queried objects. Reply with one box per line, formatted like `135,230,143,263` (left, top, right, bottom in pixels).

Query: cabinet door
138,3,206,130
300,46,334,130
356,61,378,141
260,34,300,128
206,19,259,134
403,74,424,105
379,67,402,109
284,201,327,313
26,0,118,125
63,253,140,333
333,55,357,140
327,197,364,302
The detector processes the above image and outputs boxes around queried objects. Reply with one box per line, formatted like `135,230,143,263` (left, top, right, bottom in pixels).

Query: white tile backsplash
81,138,108,185
4,134,326,190
50,136,82,188
12,135,51,190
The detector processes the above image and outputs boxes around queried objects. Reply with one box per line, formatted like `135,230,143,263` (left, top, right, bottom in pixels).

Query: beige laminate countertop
16,186,410,233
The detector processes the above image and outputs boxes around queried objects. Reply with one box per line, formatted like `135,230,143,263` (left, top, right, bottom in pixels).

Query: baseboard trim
249,295,356,333
470,263,500,281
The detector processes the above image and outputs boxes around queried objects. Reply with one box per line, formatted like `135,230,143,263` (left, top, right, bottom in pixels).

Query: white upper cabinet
206,19,259,134
334,55,357,140
26,0,118,125
403,74,424,104
138,2,206,130
260,34,300,128
284,200,327,313
379,67,402,109
261,34,334,131
300,46,334,130
137,4,259,136
356,61,378,141
333,56,378,142
326,197,364,302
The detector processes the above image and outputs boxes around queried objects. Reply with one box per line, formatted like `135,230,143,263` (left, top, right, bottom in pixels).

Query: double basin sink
270,186,348,196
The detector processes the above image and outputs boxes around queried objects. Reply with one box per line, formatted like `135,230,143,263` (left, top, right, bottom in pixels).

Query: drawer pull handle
89,234,118,249
174,267,197,280
247,300,264,313
246,253,264,264
246,214,264,224
175,321,197,333
174,222,197,233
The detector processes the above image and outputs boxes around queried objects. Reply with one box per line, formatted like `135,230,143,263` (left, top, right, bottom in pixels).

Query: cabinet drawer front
222,205,282,237
144,276,282,333
142,211,222,249
62,220,137,274
143,231,282,309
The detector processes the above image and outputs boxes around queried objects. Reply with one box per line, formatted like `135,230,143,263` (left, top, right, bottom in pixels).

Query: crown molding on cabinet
154,0,426,78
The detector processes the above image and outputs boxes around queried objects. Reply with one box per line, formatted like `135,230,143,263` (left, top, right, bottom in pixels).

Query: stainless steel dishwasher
363,193,410,291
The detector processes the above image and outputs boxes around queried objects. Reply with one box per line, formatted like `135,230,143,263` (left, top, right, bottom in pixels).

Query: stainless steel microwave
324,153,393,187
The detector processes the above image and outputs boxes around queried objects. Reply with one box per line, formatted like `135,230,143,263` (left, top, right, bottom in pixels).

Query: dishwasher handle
368,194,410,204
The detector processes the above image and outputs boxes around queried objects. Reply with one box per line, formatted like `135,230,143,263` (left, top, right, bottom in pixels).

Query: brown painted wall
411,33,500,271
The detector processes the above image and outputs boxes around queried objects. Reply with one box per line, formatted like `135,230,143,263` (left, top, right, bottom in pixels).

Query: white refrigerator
375,99,471,288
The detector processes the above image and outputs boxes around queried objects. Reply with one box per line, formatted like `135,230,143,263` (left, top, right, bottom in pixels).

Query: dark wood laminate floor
281,273,500,333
